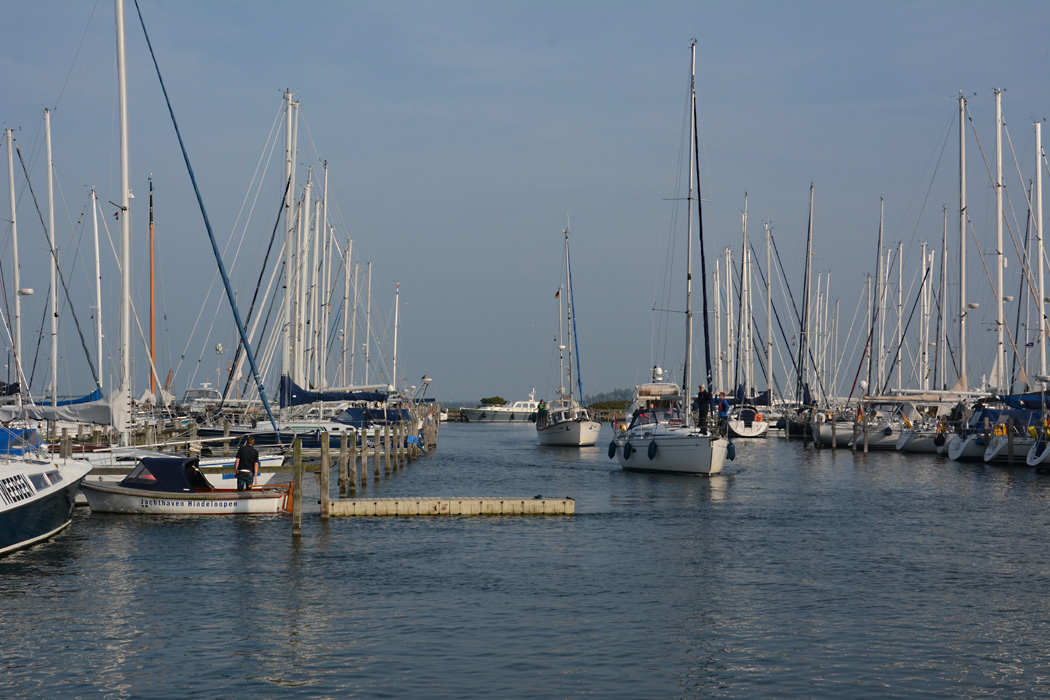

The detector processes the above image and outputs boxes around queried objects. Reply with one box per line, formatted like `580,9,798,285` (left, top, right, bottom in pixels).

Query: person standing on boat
694,384,712,434
234,436,260,491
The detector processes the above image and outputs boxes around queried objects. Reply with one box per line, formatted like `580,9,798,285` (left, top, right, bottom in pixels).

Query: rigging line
27,286,50,392
14,144,101,388
748,236,803,399
693,91,713,388
220,176,289,407
831,279,867,397
1011,197,1031,386
133,0,279,434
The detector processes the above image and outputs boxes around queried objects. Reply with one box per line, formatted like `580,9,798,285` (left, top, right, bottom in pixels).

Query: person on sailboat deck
234,436,259,492
694,384,712,434
717,392,730,434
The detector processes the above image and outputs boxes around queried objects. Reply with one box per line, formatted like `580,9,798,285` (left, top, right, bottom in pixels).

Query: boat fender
933,433,946,447
608,441,617,459
623,441,633,459
727,441,736,461
648,440,658,460
883,426,892,436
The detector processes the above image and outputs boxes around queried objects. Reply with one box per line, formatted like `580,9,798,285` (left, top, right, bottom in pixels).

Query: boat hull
728,419,769,438
984,435,1034,464
815,422,853,447
1027,438,1050,466
537,418,601,446
80,481,288,515
461,408,536,423
612,430,727,475
896,429,943,453
947,434,988,461
0,460,91,556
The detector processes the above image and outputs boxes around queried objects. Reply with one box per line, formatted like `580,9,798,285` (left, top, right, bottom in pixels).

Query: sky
3,1,1050,406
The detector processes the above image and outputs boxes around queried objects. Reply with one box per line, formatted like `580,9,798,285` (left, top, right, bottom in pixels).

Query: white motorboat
76,445,282,489
80,456,289,515
0,428,92,556
462,390,540,423
727,405,769,438
536,224,601,447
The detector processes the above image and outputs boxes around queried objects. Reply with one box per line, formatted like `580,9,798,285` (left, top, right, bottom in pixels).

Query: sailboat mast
282,91,295,386
938,207,947,389
115,0,132,443
393,282,399,394
342,238,351,386
6,130,23,407
148,176,156,397
691,40,714,390
765,223,772,399
92,188,103,392
1036,121,1045,378
995,88,1004,390
896,240,903,392
682,42,695,410
959,94,968,387
797,184,814,404
560,226,569,400
45,109,58,407
365,260,371,384
714,261,722,389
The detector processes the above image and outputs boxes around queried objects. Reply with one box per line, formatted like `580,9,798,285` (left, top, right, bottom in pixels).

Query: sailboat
536,224,601,447
609,42,729,476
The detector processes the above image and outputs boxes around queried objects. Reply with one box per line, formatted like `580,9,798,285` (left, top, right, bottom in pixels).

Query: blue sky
4,1,1050,404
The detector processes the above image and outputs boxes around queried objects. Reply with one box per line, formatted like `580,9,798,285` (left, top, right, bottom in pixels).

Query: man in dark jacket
234,436,260,491
694,384,712,433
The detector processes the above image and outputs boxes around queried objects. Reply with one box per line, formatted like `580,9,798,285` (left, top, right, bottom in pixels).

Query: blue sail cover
999,393,1049,410
0,427,43,457
279,376,387,409
57,388,102,406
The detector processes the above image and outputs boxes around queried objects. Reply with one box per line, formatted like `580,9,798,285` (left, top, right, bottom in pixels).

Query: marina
6,423,1050,698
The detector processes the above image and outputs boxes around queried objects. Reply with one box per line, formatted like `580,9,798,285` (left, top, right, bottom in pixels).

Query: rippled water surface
4,424,1050,698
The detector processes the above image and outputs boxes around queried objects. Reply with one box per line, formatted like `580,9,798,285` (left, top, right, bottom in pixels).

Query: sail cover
279,376,386,408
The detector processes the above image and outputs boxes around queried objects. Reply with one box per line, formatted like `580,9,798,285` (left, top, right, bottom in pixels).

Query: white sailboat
610,42,729,476
537,224,601,447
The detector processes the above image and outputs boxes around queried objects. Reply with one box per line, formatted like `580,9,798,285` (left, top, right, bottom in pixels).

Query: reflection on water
3,424,1050,697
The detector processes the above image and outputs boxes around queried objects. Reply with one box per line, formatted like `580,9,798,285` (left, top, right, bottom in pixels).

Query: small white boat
80,457,290,515
0,431,92,555
537,402,601,446
727,405,769,438
947,433,989,461
76,445,282,489
462,390,540,423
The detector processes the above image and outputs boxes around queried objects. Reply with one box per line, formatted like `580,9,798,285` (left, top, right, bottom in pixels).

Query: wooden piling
831,415,837,451
360,432,368,486
1008,417,1015,465
320,432,330,519
863,414,869,454
373,429,380,479
383,425,391,476
292,437,303,536
349,434,359,493
338,432,349,497
60,427,71,459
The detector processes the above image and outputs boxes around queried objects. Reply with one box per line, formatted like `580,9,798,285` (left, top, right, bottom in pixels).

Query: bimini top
118,457,213,493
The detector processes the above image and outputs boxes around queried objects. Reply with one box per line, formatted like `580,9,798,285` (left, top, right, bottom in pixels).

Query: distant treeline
584,388,634,405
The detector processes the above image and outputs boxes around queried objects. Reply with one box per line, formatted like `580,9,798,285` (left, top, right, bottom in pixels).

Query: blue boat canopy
118,457,212,493
279,376,387,408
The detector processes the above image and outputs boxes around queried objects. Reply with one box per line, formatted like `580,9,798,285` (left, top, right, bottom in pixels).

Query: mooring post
360,432,368,486
223,419,231,457
1008,417,1015,465
382,425,390,476
320,432,330,518
190,422,198,452
60,427,71,459
831,414,837,451
349,434,359,493
292,437,303,536
373,428,381,479
863,413,869,454
394,423,402,470
338,432,349,497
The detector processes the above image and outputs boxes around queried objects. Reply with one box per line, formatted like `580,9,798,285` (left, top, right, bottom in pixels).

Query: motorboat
76,444,283,489
80,456,290,515
462,390,539,423
0,428,92,556
727,405,769,438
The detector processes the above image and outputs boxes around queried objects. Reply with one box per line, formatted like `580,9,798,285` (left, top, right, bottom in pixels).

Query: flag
555,290,560,298
1026,341,1035,348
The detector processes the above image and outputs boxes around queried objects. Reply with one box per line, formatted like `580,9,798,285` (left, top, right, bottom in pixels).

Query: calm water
4,423,1050,698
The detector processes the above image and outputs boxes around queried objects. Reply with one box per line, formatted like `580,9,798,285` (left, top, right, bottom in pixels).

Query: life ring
623,441,633,459
608,441,617,459
648,440,658,460
755,414,763,422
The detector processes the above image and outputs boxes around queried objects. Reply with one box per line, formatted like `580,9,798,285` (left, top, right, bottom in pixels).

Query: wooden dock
329,497,574,516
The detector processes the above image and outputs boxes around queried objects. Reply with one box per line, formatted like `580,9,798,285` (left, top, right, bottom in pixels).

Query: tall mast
148,176,156,397
920,241,929,391
320,162,329,388
995,88,1005,390
281,91,295,385
342,238,351,386
714,260,722,389
896,240,903,391
939,207,948,389
765,222,772,398
45,109,58,406
364,260,371,384
740,194,750,398
1037,121,1045,378
559,226,569,400
875,199,885,388
682,40,695,414
392,282,400,393
92,188,103,392
116,0,132,443
6,130,23,407
797,184,814,404
959,94,968,387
